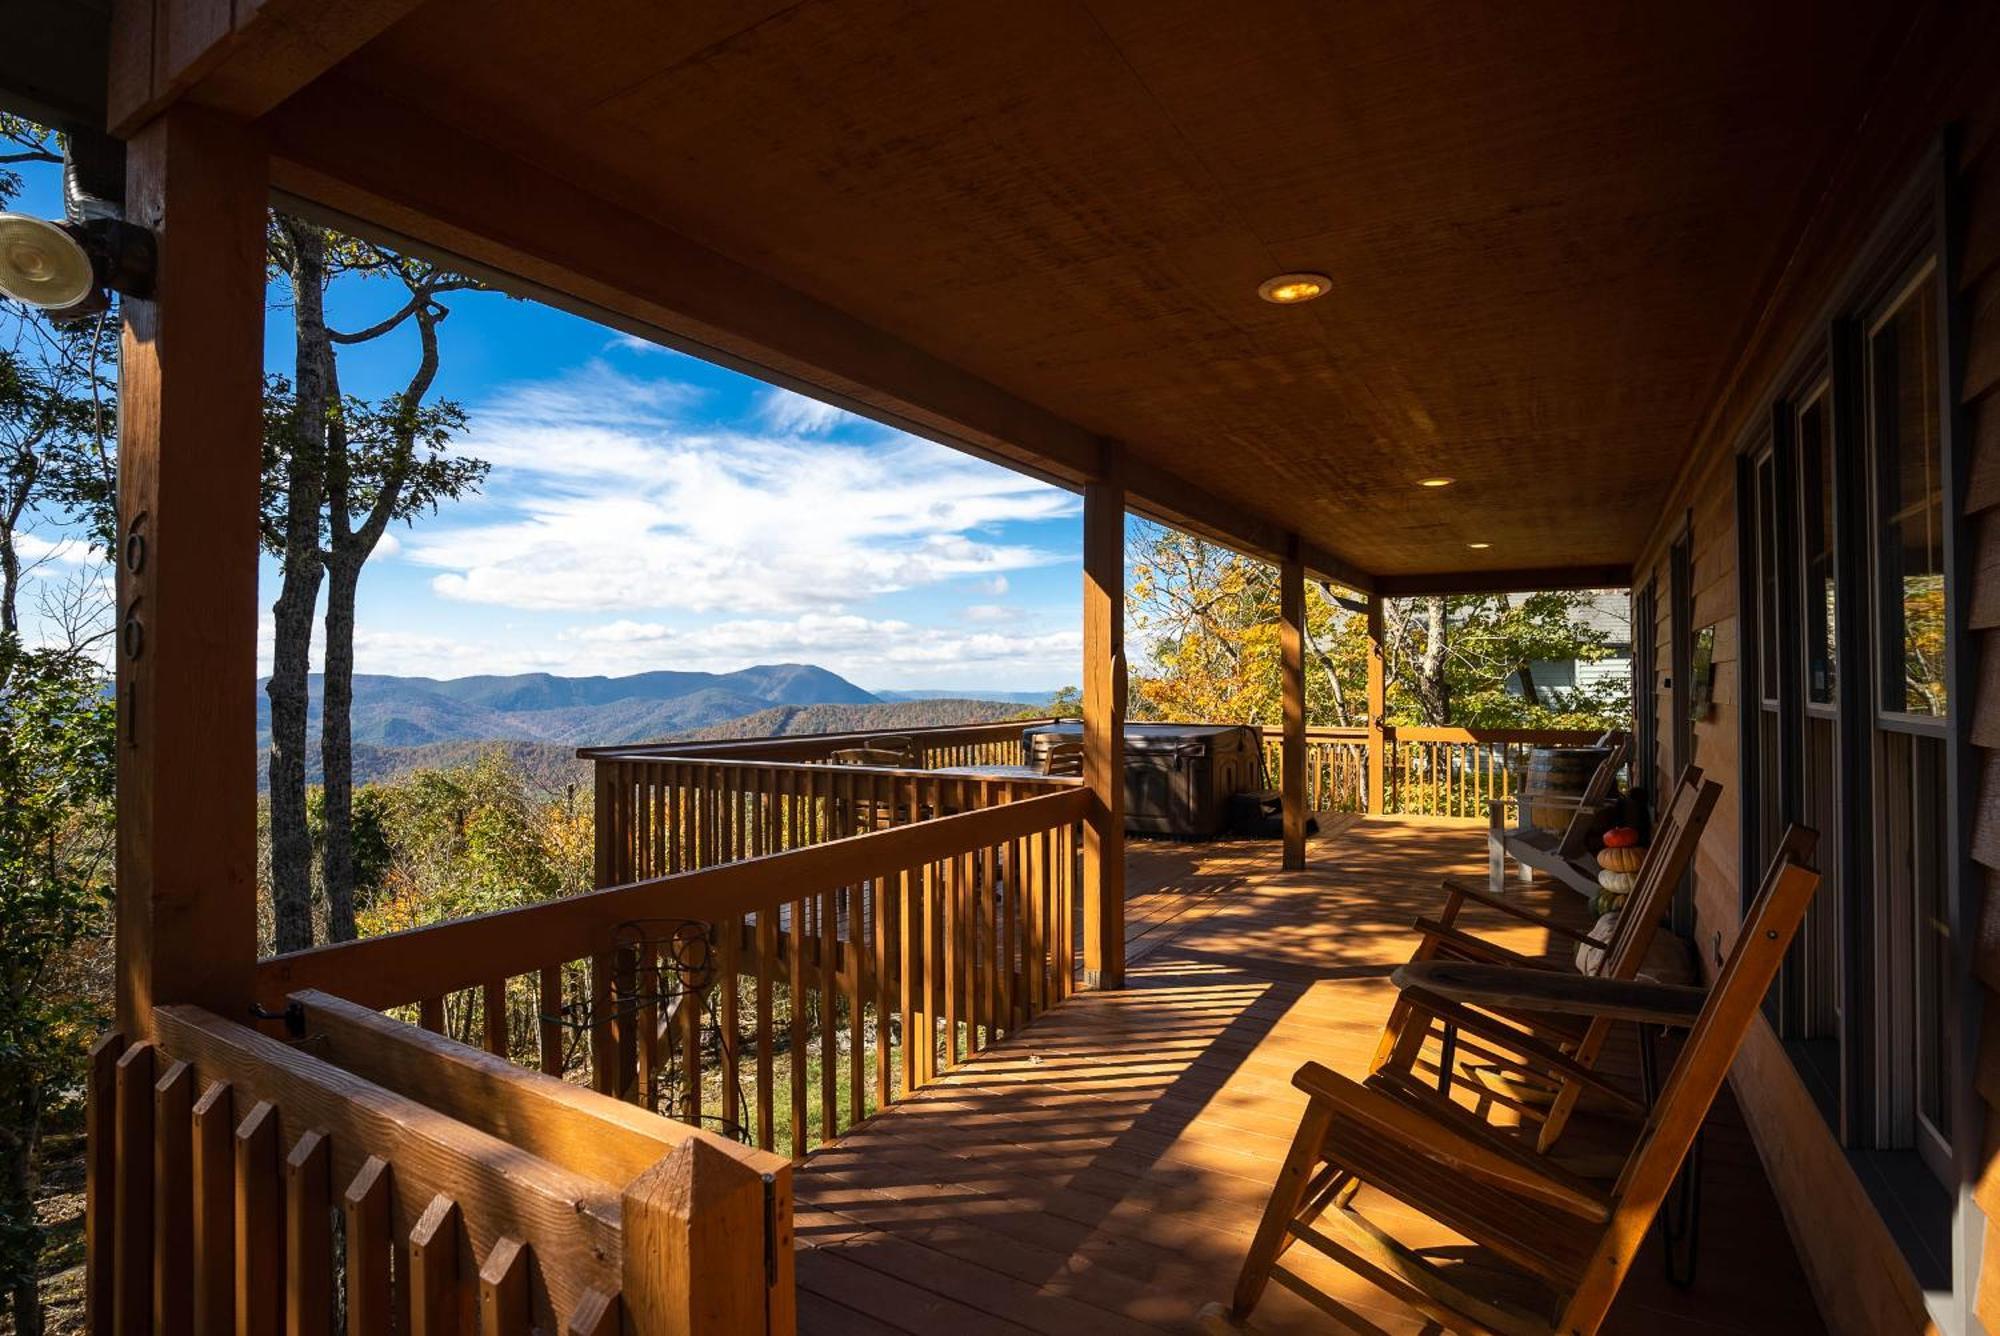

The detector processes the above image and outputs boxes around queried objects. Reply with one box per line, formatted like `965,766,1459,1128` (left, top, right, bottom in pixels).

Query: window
1864,260,1953,1186
1870,267,1946,719
1799,388,1837,707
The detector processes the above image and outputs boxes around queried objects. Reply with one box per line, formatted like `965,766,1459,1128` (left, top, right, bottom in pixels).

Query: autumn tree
1125,520,1628,731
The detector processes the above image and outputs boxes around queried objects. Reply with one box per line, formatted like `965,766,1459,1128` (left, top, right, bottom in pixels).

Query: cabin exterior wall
1630,7,2000,1331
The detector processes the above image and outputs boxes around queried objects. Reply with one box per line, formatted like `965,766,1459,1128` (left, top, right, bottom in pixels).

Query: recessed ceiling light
1417,477,1454,488
1257,272,1331,305
1467,542,1491,550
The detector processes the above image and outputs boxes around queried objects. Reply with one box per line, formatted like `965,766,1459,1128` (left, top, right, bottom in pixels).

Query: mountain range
256,664,1056,754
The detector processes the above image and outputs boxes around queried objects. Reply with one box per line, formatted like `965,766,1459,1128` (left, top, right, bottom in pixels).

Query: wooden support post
1280,547,1307,871
621,1140,769,1335
1081,443,1126,990
1366,596,1388,816
115,105,266,1038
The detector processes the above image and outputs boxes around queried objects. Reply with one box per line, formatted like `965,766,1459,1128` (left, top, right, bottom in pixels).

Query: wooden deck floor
789,815,1825,1335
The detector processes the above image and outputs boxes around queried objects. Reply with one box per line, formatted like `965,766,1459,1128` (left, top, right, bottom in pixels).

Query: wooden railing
1257,724,1610,818
260,786,1090,1160
580,717,1041,770
1257,725,1371,813
587,752,1069,877
88,993,793,1333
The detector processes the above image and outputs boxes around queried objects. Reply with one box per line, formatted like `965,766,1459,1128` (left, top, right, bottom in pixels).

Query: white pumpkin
1596,868,1638,895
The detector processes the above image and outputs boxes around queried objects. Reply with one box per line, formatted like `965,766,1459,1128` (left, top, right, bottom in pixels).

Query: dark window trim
1721,136,1975,1312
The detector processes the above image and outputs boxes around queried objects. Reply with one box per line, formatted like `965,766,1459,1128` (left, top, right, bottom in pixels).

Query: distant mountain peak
257,662,881,751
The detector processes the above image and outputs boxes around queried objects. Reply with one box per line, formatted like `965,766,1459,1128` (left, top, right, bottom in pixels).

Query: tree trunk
318,302,442,938
266,220,330,954
1416,596,1450,725
0,526,17,639
0,1076,45,1336
318,552,360,942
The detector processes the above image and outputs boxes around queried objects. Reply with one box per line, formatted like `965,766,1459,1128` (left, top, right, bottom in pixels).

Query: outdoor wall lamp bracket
0,211,155,319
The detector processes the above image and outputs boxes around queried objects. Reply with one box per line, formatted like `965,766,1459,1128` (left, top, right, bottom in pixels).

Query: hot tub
1021,722,1263,838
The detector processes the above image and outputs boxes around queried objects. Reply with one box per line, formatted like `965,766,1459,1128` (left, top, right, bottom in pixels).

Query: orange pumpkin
1602,825,1641,849
1597,845,1646,874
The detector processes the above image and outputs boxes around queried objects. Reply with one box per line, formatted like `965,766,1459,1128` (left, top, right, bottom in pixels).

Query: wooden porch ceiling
129,0,1906,585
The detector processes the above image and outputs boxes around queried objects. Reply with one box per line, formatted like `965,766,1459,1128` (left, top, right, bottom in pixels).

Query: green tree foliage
0,639,114,1333
1126,519,1628,730
356,750,589,935
0,119,118,644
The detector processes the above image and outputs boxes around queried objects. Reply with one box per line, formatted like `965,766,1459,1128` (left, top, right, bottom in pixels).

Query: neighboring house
1509,591,1632,702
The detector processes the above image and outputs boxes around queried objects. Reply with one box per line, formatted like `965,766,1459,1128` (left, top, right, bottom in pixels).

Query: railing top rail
579,752,1080,784
258,786,1090,1011
577,716,1052,761
1388,726,1609,744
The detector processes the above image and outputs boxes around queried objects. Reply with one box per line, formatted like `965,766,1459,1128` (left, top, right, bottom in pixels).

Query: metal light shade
0,213,96,309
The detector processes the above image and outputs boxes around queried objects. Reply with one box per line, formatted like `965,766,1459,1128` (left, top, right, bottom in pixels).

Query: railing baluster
756,905,776,1152
113,1040,155,1336
233,1100,282,1336
818,882,838,1142
875,855,894,1114
788,887,808,1158
152,1059,194,1336
191,1080,234,1335
679,942,703,1128
720,913,743,1141
478,1236,531,1336
341,1155,391,1336
283,1128,332,1336
483,979,509,1060
87,1034,120,1336
847,872,865,1127
408,1193,461,1336
538,966,564,1077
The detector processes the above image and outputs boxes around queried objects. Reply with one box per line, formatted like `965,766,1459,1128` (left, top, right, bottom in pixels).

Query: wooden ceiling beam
260,78,1375,593
1374,565,1633,597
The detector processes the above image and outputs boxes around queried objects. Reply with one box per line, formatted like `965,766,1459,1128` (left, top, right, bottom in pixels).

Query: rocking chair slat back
1557,824,1820,1330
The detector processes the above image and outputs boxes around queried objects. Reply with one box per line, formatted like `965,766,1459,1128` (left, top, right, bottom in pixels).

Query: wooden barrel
1525,746,1610,831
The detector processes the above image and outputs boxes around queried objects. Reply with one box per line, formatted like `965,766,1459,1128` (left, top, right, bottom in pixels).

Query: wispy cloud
755,386,855,436
405,365,1077,616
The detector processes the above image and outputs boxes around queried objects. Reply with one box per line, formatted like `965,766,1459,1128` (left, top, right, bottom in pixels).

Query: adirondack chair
1216,828,1820,1336
1488,732,1630,896
1372,764,1722,1151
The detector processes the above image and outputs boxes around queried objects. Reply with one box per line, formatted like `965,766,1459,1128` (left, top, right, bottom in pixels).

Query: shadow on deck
789,815,1824,1335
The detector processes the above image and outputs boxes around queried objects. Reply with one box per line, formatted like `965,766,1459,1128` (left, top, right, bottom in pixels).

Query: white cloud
374,532,402,559
13,532,102,568
962,604,1014,624
755,386,854,436
981,575,1010,596
405,365,1077,616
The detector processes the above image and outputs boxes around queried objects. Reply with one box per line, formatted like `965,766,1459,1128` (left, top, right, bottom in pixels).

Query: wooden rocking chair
1217,828,1820,1336
1372,764,1722,1150
1487,732,1629,896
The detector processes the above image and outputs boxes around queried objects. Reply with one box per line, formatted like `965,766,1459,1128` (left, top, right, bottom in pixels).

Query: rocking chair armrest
1391,961,1708,1028
1407,919,1554,971
1289,1061,1610,1222
1434,877,1607,946
1392,987,1645,1115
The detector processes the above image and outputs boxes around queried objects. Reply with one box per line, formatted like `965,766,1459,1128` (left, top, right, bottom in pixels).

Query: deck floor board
793,815,1825,1335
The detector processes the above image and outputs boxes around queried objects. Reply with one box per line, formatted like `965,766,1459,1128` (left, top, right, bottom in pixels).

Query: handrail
258,787,1089,1010
579,716,1046,761
92,1004,793,1332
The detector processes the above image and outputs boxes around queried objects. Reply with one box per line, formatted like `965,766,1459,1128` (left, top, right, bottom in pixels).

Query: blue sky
259,267,1088,691
10,149,1091,692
